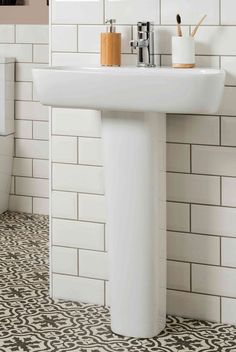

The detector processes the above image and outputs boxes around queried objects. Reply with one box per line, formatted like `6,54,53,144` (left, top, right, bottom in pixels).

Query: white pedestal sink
33,66,225,338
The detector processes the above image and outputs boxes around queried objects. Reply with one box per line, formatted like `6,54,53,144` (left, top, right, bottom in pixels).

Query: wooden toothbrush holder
172,36,195,68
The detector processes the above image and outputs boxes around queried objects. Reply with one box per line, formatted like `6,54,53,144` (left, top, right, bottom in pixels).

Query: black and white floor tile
0,211,236,352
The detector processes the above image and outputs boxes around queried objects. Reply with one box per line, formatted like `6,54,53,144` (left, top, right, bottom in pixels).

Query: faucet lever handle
130,40,138,49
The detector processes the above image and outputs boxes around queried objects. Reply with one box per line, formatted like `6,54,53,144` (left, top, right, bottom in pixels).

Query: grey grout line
220,296,222,323
53,245,106,253
220,237,222,267
219,0,222,25
167,141,236,147
53,271,107,282
167,200,236,210
77,248,80,277
167,229,236,240
167,287,236,301
167,170,236,180
159,0,162,25
53,216,106,225
104,281,106,305
167,259,236,270
190,263,192,292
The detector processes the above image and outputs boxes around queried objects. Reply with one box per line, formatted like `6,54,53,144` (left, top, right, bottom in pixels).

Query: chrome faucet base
130,22,156,68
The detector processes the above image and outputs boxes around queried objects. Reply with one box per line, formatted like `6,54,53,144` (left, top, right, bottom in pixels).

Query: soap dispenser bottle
101,19,121,67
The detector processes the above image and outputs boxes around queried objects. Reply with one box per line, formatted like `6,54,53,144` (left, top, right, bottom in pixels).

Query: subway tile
33,197,49,215
78,25,105,53
52,53,100,66
167,261,190,291
13,158,32,177
194,26,236,55
221,0,236,25
105,0,159,24
52,274,104,305
192,264,236,297
33,159,49,179
16,25,49,44
52,136,77,164
78,25,132,54
221,116,236,146
167,173,220,205
52,25,77,52
79,138,103,166
162,55,220,68
33,121,49,140
16,177,49,198
15,120,32,139
52,191,77,220
167,144,190,173
15,101,49,121
167,115,219,145
52,218,104,251
161,0,219,25
154,26,189,55
222,238,236,268
221,57,236,86
16,139,49,159
53,163,104,195
0,25,14,43
167,202,190,232
218,87,236,116
167,290,220,322
52,246,78,275
52,108,101,137
15,82,32,101
192,205,236,237
0,44,32,62
9,195,32,213
10,177,14,195
167,232,220,265
192,145,236,176
222,177,236,207
79,194,106,223
33,44,49,63
79,250,108,280
52,0,104,25
105,281,110,306
16,63,47,82
222,298,236,325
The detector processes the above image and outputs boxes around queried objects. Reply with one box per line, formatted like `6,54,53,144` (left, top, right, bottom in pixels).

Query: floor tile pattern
0,211,236,352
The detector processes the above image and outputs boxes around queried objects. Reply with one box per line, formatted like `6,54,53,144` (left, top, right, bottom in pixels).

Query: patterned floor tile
0,211,236,352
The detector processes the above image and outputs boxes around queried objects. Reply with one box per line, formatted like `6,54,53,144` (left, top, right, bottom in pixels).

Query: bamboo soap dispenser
101,19,121,67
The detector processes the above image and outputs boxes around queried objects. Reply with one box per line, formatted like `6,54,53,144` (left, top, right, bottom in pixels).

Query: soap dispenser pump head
106,19,116,33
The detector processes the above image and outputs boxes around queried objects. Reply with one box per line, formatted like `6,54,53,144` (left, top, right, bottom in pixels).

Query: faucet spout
130,22,156,67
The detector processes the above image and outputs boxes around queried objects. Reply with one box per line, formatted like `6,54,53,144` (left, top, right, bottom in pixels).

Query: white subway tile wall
49,0,236,323
4,25,49,215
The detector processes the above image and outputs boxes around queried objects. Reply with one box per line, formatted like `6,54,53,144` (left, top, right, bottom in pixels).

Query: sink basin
33,65,225,339
33,66,225,114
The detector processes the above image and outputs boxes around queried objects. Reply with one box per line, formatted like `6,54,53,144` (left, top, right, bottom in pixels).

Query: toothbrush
176,14,183,37
191,14,207,37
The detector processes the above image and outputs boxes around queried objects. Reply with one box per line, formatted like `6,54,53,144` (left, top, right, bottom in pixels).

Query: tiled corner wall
50,0,236,325
0,25,49,215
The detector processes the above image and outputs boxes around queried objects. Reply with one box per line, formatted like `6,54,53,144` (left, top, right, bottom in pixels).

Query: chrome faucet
130,22,156,67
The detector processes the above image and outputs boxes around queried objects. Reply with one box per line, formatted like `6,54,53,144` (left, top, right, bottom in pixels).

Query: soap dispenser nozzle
106,19,116,33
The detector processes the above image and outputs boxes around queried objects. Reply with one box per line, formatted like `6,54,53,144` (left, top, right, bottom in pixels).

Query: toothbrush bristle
176,14,181,24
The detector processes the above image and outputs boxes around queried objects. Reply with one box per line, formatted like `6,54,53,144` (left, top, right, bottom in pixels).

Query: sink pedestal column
102,111,166,338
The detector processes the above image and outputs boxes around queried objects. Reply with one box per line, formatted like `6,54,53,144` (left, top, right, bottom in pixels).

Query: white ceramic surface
0,58,14,135
102,111,166,337
0,134,14,214
33,66,225,114
0,58,14,214
33,64,225,338
172,36,195,66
